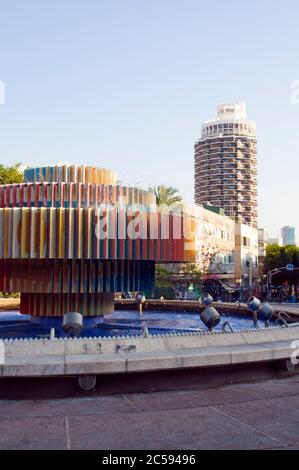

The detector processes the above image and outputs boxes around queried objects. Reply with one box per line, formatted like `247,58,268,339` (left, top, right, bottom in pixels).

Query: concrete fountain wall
1,325,299,379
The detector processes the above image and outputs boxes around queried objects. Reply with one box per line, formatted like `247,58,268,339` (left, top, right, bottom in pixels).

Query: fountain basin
0,308,276,340
0,302,298,389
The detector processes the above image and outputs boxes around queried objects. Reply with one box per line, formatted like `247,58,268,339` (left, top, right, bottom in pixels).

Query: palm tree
0,163,24,184
148,185,183,208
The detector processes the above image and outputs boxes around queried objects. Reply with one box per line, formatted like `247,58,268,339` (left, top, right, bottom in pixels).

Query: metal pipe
274,311,299,327
275,313,288,327
222,321,234,333
136,292,146,320
141,323,149,337
139,303,143,320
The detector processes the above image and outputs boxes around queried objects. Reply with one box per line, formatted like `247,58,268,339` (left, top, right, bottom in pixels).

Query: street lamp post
249,260,252,294
242,273,249,302
261,274,267,301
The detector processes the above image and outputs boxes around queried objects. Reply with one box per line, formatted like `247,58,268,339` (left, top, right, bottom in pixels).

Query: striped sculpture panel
20,293,115,317
0,207,195,262
24,165,117,185
0,259,155,294
0,183,156,209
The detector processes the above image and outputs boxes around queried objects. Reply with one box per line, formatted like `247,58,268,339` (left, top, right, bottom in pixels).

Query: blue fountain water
0,309,273,340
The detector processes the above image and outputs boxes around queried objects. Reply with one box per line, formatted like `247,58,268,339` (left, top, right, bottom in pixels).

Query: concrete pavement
0,375,299,450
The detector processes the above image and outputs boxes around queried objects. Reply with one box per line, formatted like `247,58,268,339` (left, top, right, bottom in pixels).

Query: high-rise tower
281,226,296,246
194,102,258,228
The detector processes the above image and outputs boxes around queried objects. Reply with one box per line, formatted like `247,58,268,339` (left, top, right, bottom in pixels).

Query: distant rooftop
203,203,225,216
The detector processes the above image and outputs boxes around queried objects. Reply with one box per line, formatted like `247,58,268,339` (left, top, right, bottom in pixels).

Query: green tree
264,243,299,272
155,264,176,290
0,163,24,298
154,260,216,299
0,163,24,184
155,263,202,290
148,185,182,208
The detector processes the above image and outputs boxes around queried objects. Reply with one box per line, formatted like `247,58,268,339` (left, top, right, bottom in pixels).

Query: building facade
194,101,258,228
281,226,296,246
258,228,268,277
195,204,236,282
258,228,268,258
234,222,258,289
194,204,258,287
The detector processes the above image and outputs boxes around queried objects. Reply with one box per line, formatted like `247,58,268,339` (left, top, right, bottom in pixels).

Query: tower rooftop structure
201,101,256,139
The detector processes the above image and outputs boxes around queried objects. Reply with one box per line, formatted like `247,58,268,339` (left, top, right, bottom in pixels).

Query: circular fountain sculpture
247,296,261,312
201,293,213,306
63,312,83,337
200,306,221,330
0,164,195,319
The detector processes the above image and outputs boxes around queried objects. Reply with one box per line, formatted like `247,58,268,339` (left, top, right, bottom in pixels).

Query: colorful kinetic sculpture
0,164,195,317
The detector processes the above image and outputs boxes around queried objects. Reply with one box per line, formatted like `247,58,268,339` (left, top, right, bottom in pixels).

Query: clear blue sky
0,0,298,242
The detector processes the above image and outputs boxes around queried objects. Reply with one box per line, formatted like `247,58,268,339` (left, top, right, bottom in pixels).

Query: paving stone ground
0,374,298,450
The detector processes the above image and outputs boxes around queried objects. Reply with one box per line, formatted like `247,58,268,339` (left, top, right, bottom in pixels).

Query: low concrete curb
1,326,299,378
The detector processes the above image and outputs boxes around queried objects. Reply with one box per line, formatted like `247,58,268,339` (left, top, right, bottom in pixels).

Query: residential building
194,101,258,228
258,228,268,277
258,228,268,258
234,222,259,289
195,204,236,282
193,204,258,286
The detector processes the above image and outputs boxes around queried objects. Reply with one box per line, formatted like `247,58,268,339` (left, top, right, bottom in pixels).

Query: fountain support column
20,292,115,316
